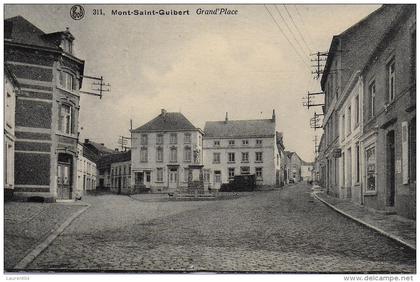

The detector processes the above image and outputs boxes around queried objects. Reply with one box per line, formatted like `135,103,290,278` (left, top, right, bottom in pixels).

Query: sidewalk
4,201,88,270
313,191,416,250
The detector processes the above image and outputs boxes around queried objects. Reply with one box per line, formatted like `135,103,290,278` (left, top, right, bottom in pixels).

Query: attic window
61,38,73,54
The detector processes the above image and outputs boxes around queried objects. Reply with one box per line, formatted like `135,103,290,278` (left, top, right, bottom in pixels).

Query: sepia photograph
2,2,417,279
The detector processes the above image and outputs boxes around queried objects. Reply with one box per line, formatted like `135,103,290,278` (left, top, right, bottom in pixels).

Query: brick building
319,5,406,198
359,5,416,219
5,16,85,201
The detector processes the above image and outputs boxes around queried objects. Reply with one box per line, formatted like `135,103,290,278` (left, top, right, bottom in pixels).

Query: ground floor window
228,168,235,179
255,167,263,180
365,146,376,193
240,166,250,175
214,171,221,183
156,168,163,182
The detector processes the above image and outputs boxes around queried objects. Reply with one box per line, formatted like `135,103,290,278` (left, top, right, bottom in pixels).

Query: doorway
168,169,178,190
387,130,396,206
57,153,73,200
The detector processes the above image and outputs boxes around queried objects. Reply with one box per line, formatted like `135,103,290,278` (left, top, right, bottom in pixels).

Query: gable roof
5,16,59,49
204,119,275,139
97,150,131,170
132,112,199,133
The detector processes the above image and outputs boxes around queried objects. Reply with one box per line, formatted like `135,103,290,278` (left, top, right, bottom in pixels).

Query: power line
293,5,316,49
283,5,312,54
263,5,310,70
273,5,308,62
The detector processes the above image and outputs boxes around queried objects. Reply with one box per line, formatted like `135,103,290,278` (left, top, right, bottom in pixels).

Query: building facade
110,151,131,194
4,67,18,199
337,72,364,203
5,16,85,201
76,143,97,196
319,5,406,198
203,111,281,189
131,109,203,193
301,161,314,182
360,5,416,219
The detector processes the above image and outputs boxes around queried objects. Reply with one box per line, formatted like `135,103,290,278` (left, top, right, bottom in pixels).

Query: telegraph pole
310,51,328,80
79,75,111,99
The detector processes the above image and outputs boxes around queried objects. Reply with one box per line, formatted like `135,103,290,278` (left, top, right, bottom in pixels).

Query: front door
145,171,151,188
214,171,221,189
57,162,72,200
168,169,178,190
387,130,396,206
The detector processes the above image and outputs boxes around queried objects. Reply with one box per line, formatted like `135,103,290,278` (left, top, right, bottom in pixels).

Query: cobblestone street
26,183,415,273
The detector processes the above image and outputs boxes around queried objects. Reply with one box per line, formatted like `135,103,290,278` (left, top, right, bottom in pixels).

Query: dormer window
61,38,73,54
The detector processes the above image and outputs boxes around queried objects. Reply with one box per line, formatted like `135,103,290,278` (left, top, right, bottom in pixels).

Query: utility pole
302,91,325,109
310,111,324,131
313,135,318,158
118,136,130,151
310,51,328,80
79,75,111,99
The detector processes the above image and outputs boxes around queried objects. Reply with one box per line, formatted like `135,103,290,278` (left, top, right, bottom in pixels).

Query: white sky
5,4,380,162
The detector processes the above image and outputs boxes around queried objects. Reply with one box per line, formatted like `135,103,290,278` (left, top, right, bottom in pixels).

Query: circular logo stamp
70,5,85,20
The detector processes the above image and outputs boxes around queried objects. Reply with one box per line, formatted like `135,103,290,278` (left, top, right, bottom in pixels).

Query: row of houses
314,4,416,219
96,109,312,194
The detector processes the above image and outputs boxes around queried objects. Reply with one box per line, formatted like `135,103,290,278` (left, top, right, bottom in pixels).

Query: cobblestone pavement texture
4,202,84,270
316,192,416,249
27,183,415,273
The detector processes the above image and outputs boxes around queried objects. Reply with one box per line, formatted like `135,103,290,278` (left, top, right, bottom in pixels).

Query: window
203,170,210,182
156,147,163,162
61,38,73,54
409,118,416,183
240,166,250,175
170,147,177,162
214,140,220,146
59,71,77,91
141,134,148,145
184,147,192,162
255,152,263,163
140,147,148,162
213,152,220,164
256,167,263,180
156,134,163,145
228,140,235,146
355,95,360,127
214,171,221,183
242,152,249,162
366,146,376,193
341,114,345,141
59,104,74,134
387,59,396,102
170,133,177,144
184,133,191,144
368,81,376,119
256,140,263,146
242,140,249,146
347,105,351,135
228,168,235,179
228,152,235,163
356,143,360,183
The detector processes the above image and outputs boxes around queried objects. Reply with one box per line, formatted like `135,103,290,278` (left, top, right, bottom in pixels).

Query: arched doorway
57,153,73,200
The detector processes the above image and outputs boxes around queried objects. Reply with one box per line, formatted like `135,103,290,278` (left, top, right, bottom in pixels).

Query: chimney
84,139,89,144
161,109,167,116
100,143,104,146
225,112,228,123
115,148,119,152
272,109,276,122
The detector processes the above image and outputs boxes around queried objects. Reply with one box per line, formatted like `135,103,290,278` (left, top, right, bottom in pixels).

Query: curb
13,203,91,270
312,192,416,251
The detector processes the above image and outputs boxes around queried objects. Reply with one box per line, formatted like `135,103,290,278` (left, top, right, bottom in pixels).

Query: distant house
285,151,303,183
203,111,281,189
301,161,314,182
131,109,203,193
76,143,98,196
276,131,287,186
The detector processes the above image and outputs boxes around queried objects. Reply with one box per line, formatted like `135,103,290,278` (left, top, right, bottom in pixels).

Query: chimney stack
161,109,167,116
225,112,228,123
84,139,89,144
115,148,119,152
272,109,276,122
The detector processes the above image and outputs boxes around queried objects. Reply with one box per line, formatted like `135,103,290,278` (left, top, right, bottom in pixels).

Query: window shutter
402,121,409,184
